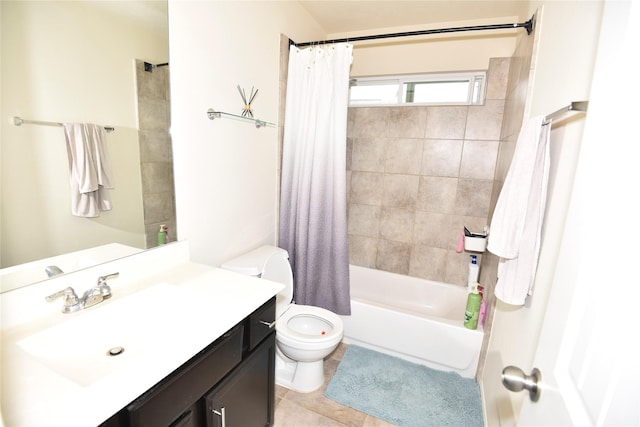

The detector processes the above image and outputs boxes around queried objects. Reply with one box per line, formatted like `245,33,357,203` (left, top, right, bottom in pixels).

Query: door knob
502,366,541,402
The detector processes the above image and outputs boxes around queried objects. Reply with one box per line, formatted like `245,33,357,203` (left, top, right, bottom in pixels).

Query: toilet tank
221,246,294,314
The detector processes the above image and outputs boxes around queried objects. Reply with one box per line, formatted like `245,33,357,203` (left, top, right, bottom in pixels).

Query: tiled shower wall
346,58,511,287
135,60,176,248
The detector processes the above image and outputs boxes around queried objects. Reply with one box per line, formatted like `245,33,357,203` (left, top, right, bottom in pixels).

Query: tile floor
273,343,397,427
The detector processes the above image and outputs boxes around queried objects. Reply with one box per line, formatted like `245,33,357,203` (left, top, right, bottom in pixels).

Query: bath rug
324,345,483,426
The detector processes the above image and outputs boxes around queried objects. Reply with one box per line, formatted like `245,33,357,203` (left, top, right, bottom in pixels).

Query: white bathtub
340,265,483,378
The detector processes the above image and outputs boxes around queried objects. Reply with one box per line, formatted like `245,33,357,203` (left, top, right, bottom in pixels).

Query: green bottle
464,283,482,330
157,224,167,245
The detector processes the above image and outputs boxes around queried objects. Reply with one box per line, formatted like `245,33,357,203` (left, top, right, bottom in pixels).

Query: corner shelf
207,108,275,129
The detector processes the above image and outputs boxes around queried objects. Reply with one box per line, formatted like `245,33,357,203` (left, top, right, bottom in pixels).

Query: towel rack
543,101,588,125
12,116,115,133
207,109,275,129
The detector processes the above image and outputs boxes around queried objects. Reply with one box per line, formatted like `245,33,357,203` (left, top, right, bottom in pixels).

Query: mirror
0,1,174,291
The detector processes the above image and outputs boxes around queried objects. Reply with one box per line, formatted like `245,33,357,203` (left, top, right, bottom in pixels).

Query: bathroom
1,1,637,425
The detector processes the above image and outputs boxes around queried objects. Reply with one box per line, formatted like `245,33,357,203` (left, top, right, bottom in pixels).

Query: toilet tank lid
220,245,289,276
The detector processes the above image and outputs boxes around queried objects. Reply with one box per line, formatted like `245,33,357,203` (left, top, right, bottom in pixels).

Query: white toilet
221,245,344,393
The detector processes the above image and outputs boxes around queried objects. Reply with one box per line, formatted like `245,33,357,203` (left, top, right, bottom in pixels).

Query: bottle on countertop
464,282,482,330
157,224,168,245
467,255,479,292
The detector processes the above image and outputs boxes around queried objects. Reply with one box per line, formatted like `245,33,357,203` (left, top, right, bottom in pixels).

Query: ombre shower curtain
279,43,353,315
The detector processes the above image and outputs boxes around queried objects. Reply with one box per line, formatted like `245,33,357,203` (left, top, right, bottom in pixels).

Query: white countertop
0,241,283,427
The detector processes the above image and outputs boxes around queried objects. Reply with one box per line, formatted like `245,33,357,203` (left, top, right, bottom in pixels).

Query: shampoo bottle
467,255,479,292
464,283,481,330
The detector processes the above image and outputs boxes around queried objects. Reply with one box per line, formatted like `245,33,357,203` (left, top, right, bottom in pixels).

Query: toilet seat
276,304,344,348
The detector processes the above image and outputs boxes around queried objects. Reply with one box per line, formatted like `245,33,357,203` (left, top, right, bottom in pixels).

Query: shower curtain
279,43,353,315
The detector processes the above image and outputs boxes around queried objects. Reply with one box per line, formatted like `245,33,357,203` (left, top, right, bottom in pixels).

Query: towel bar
13,116,115,133
543,101,588,125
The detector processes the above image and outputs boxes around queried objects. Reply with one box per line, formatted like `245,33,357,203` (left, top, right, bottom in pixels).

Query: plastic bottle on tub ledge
477,285,486,327
464,282,482,330
467,255,479,292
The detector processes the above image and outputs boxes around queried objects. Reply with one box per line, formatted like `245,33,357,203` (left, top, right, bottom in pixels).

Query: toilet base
275,351,325,393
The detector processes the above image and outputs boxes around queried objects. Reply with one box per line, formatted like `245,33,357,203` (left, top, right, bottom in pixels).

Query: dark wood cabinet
100,297,276,427
206,334,275,427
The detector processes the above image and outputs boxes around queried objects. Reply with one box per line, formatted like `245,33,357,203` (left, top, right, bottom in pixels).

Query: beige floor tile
273,399,350,427
274,343,397,427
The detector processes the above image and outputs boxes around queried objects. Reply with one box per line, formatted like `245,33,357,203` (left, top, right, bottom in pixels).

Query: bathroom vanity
102,297,276,426
0,242,283,427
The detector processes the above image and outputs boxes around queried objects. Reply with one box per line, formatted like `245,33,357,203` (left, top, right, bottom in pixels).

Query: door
515,1,640,424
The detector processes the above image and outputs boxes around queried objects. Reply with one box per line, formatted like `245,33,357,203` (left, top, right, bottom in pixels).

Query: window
349,72,486,107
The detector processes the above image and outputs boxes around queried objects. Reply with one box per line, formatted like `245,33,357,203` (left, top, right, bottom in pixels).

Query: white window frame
349,71,487,107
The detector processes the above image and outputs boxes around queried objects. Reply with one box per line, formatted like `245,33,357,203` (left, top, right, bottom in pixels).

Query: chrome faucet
45,265,64,278
45,272,119,313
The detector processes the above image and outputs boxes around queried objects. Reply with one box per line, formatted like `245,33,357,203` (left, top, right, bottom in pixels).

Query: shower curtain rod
12,116,115,133
292,16,534,48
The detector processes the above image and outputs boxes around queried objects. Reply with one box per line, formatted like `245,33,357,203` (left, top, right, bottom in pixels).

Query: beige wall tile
348,235,378,267
385,138,423,174
352,107,389,138
346,56,508,286
409,245,447,281
351,171,384,205
379,207,415,243
376,239,411,274
414,211,451,249
348,203,380,237
382,174,419,208
454,179,493,217
387,106,427,138
425,106,468,139
421,139,463,177
352,137,387,172
416,176,457,214
465,100,505,140
485,57,510,100
460,140,499,180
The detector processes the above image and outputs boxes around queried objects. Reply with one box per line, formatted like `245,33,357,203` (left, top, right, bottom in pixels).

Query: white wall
1,1,168,267
168,0,325,266
483,1,604,423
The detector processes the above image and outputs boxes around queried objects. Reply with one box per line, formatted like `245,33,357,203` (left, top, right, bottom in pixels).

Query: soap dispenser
157,224,168,245
467,255,479,292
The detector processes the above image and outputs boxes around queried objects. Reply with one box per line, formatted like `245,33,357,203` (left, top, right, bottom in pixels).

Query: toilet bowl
221,245,344,393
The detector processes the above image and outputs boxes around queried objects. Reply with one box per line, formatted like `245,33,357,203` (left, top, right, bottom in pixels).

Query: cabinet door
206,333,275,427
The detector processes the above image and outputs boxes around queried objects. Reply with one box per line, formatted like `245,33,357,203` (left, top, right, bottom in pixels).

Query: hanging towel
487,116,550,305
63,123,114,217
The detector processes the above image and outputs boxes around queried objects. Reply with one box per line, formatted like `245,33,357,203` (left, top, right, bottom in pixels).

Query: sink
17,283,214,386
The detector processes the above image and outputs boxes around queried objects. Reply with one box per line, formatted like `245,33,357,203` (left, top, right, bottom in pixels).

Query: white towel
487,116,550,305
63,123,114,217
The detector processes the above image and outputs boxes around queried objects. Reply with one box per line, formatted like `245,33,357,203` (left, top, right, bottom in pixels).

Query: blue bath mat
325,345,483,426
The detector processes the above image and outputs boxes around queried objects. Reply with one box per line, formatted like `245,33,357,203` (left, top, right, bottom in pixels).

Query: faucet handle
96,272,119,298
46,287,81,313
